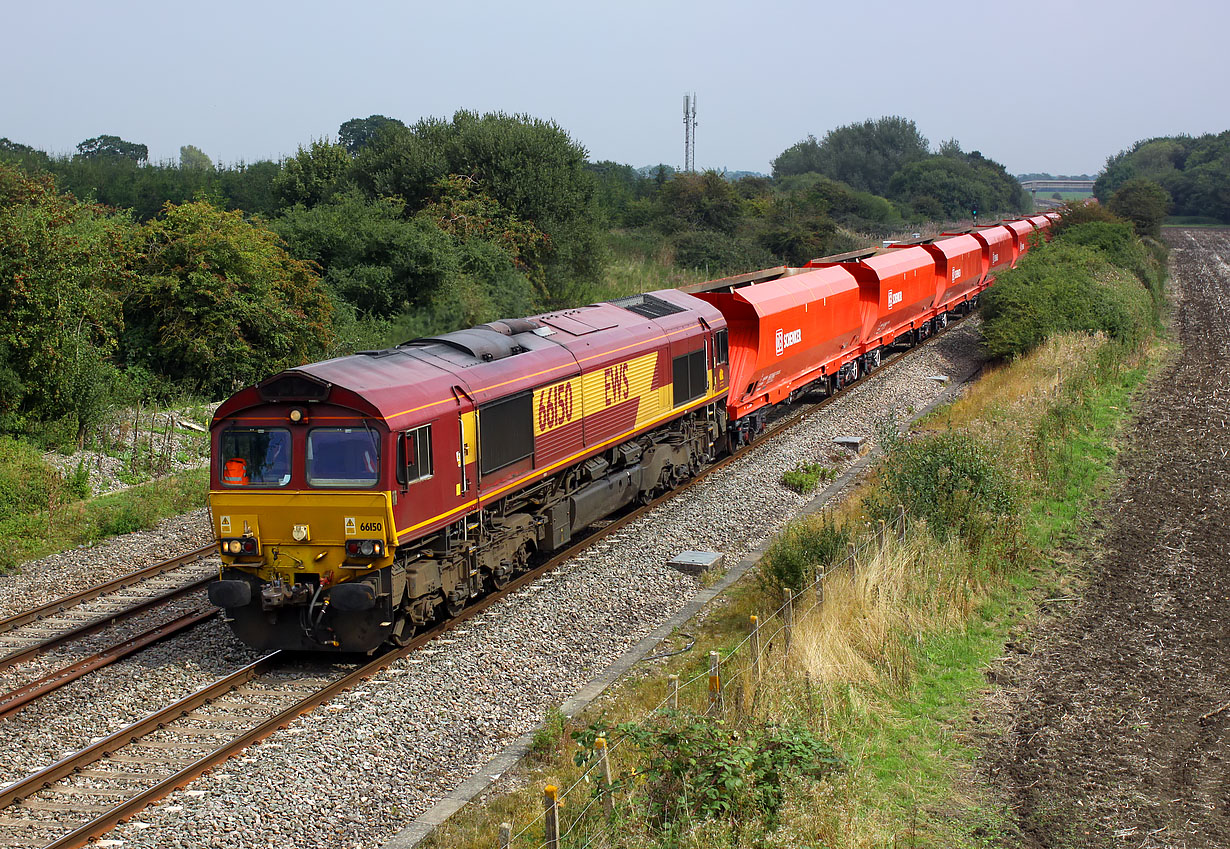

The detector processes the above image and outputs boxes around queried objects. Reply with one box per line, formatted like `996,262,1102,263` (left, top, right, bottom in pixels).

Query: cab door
453,385,479,502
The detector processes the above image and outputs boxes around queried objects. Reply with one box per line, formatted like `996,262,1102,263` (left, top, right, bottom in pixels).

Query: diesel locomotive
207,215,1056,652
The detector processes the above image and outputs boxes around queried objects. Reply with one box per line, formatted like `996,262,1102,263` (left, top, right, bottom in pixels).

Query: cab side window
397,425,433,485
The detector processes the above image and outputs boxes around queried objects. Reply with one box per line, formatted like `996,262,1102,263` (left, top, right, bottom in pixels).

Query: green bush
760,513,851,595
672,229,778,276
981,242,1156,359
868,429,1017,545
1055,220,1167,302
573,712,843,831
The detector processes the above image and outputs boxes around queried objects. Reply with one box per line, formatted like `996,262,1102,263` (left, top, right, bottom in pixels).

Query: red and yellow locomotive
208,291,730,651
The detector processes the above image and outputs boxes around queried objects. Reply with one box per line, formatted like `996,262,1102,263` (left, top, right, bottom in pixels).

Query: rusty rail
0,607,217,718
0,543,216,636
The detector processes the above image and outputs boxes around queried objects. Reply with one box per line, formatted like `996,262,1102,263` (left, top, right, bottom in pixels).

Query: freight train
207,214,1057,652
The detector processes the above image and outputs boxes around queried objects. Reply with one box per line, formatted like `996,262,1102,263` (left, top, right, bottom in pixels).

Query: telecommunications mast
683,93,697,172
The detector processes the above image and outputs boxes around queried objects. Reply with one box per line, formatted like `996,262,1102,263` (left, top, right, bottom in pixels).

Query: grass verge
419,325,1167,849
0,467,209,573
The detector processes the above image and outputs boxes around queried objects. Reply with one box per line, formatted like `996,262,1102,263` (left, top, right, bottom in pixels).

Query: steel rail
0,608,217,719
0,543,217,636
0,575,215,672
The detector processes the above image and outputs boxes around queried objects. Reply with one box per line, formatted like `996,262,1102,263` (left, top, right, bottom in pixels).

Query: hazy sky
4,0,1226,177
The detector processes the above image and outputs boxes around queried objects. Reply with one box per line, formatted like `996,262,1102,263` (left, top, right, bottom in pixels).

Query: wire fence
493,505,909,849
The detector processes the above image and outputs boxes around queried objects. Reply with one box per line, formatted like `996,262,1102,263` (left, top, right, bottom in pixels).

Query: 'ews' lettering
604,363,631,406
538,382,575,431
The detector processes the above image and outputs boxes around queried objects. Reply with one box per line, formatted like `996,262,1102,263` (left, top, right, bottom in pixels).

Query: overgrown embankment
0,406,211,573
420,214,1168,849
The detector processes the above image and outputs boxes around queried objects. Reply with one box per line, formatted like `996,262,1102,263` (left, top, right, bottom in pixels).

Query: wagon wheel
938,312,949,329
446,596,467,618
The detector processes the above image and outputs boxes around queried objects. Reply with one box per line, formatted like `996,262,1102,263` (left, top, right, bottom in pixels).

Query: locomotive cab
208,372,404,652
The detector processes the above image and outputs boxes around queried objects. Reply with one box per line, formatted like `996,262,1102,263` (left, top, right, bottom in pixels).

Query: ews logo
604,362,631,406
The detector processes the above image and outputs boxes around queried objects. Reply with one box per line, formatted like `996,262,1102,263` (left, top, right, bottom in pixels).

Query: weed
530,707,569,764
782,463,836,495
760,513,850,597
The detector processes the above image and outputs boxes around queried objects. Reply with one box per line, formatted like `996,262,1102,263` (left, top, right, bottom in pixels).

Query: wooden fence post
708,651,722,712
847,542,857,571
543,785,560,849
877,518,886,548
497,822,511,849
750,615,761,683
668,673,679,709
897,504,906,542
783,588,795,653
595,736,614,816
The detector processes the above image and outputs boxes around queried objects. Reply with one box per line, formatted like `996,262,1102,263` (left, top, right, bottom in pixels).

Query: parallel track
0,313,974,848
0,546,217,672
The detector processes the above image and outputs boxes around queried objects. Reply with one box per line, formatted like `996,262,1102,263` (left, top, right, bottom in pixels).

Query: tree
1094,131,1230,222
888,147,1026,219
130,201,334,394
0,165,137,437
338,115,406,155
179,145,213,171
772,116,929,195
1108,178,1171,237
657,170,744,234
0,138,51,172
274,191,459,317
273,138,351,208
353,111,604,301
75,135,149,163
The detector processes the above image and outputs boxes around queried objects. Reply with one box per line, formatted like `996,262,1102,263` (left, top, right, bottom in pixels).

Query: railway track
0,544,217,674
0,312,975,848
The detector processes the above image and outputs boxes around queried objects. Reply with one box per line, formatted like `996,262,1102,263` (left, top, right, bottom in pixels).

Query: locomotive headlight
359,540,375,557
227,540,241,554
292,524,310,542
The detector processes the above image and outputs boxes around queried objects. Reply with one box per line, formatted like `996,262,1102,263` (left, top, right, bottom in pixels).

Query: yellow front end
210,489,396,582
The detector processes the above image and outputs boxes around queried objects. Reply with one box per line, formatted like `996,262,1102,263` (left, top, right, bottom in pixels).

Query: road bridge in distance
1021,179,1095,193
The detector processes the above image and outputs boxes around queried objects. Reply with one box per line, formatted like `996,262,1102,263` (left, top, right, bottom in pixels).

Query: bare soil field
979,228,1230,847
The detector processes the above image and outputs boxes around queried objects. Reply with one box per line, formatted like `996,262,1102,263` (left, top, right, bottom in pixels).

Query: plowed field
982,228,1230,848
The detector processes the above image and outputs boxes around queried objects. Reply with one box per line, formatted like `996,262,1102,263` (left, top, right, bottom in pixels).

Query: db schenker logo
775,328,802,356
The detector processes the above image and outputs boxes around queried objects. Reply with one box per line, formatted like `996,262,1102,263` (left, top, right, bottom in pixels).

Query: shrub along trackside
420,218,1168,849
0,465,207,574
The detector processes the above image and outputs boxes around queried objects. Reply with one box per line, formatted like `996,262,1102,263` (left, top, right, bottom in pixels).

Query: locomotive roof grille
610,293,686,319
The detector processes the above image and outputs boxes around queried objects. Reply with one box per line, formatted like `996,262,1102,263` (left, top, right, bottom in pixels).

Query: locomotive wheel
446,598,466,618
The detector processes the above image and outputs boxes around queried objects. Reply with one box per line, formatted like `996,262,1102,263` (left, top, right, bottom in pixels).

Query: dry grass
924,332,1106,436
786,532,975,693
